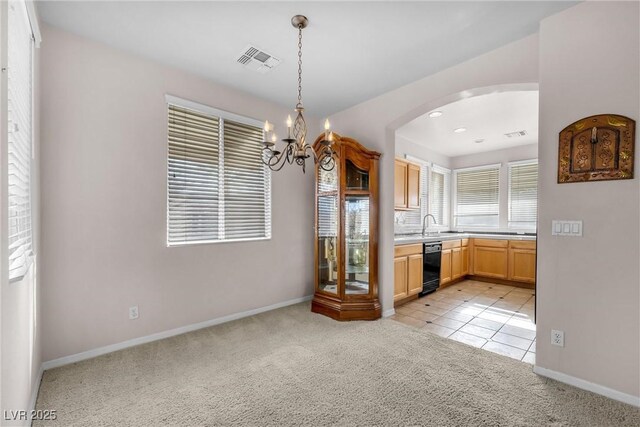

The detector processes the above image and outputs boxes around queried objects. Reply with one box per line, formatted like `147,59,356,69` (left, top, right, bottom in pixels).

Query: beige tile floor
391,279,536,364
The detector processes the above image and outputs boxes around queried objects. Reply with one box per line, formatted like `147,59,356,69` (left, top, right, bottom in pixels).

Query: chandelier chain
297,25,303,108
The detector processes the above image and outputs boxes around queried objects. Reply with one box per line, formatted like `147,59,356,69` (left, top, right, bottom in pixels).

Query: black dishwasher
420,242,442,296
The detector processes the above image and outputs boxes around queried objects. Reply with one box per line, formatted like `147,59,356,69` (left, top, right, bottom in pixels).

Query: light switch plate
552,220,583,237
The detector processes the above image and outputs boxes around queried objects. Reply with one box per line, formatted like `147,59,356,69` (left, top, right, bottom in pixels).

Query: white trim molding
43,295,313,370
25,0,41,47
165,94,264,128
534,365,640,407
382,308,396,318
29,364,44,412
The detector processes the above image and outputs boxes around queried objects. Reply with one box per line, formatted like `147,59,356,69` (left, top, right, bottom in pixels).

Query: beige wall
39,25,316,362
395,134,452,169
0,2,42,423
450,143,537,170
536,2,639,398
329,35,539,314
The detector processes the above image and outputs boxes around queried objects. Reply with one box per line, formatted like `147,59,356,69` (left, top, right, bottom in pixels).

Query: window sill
167,236,271,248
9,252,36,284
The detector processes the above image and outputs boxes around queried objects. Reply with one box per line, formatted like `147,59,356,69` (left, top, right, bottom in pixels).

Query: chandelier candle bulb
324,119,331,141
286,115,292,138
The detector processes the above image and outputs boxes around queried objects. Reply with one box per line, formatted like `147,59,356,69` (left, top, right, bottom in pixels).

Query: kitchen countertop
394,232,536,245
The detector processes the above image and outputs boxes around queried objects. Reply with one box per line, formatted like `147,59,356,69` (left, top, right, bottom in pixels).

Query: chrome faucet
422,214,438,236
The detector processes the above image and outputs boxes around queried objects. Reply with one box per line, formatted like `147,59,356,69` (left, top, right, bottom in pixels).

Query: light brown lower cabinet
407,254,423,295
461,246,469,276
394,256,408,301
394,244,423,302
440,248,452,285
451,247,463,280
472,239,509,279
398,238,535,297
507,241,536,283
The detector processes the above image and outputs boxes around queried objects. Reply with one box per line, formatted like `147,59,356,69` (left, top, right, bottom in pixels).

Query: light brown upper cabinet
394,159,420,210
407,163,420,209
394,160,408,209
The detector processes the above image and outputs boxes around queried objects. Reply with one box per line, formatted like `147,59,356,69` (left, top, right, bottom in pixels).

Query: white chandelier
262,15,338,173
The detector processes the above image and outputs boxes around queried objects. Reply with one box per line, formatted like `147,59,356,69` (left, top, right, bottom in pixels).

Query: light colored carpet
36,302,639,426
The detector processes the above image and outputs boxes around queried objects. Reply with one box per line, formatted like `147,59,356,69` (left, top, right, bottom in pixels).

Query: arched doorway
390,84,539,364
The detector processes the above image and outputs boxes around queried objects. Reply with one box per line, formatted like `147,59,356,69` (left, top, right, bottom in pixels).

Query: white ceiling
396,91,539,157
36,1,574,117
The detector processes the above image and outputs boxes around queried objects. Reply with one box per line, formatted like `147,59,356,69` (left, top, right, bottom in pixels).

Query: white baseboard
42,295,313,371
533,365,640,407
382,308,396,318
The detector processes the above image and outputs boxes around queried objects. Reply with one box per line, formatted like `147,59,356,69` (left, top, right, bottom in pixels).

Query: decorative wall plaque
558,114,635,183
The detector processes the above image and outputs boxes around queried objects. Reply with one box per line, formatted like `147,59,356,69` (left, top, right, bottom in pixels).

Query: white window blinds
168,106,220,243
7,0,34,280
508,161,538,229
167,101,270,245
429,166,450,227
455,166,500,227
223,119,270,240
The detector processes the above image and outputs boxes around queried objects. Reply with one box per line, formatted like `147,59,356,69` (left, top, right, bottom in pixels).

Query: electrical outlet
129,305,139,320
551,329,564,347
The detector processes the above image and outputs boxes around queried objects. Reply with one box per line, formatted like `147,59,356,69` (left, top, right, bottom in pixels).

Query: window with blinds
167,101,270,245
508,161,538,229
454,166,500,228
7,0,34,280
429,166,450,227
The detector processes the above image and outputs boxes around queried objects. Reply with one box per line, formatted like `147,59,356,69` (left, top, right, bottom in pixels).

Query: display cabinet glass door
345,160,369,191
317,167,339,294
344,196,370,295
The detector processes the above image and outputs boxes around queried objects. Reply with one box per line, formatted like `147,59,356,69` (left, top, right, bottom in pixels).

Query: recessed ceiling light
474,139,485,144
428,111,443,118
453,127,467,133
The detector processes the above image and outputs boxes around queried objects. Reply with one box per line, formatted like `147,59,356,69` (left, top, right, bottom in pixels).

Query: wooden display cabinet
312,134,381,320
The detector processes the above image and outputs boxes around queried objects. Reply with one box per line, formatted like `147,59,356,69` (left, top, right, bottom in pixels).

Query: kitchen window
7,0,35,280
428,165,450,227
397,157,449,230
454,165,500,228
166,96,271,246
508,160,538,229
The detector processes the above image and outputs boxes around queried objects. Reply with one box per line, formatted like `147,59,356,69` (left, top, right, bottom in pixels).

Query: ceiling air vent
504,130,527,138
236,45,281,74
